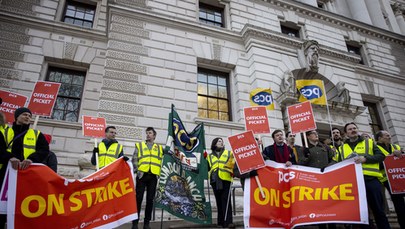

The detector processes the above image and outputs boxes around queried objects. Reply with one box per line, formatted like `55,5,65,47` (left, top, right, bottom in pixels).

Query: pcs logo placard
299,85,323,100
251,91,273,106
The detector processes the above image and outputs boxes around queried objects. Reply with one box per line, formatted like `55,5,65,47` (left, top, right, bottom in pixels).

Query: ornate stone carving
301,40,319,73
109,24,149,38
107,50,140,62
100,90,137,102
280,70,296,94
0,60,16,68
111,15,144,28
0,68,21,80
105,59,147,74
99,100,144,116
0,50,24,62
113,0,148,8
103,79,145,94
213,44,222,61
98,112,136,124
0,31,30,44
0,79,11,87
0,0,38,16
104,70,140,82
0,41,22,51
392,3,405,16
108,41,148,55
335,81,351,105
63,42,78,60
115,125,143,140
109,33,142,45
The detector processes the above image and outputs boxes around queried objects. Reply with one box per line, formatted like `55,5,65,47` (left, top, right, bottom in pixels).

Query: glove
93,147,99,154
249,170,258,178
123,156,130,161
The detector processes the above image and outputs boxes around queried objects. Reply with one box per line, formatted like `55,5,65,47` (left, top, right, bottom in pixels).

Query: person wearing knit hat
14,107,32,122
5,107,49,171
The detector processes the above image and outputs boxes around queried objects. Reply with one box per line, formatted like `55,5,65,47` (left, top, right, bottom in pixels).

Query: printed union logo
252,91,273,106
300,85,323,100
309,213,316,219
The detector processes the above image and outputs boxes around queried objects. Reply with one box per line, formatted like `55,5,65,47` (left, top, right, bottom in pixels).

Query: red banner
383,155,405,194
0,90,28,124
6,158,137,229
228,131,265,174
244,160,368,228
27,81,61,117
287,101,316,135
82,116,106,138
244,106,270,134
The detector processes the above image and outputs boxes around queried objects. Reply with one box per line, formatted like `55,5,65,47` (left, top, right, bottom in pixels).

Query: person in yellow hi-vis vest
91,126,123,169
207,137,235,228
0,107,49,228
337,122,390,229
131,127,163,229
375,130,405,229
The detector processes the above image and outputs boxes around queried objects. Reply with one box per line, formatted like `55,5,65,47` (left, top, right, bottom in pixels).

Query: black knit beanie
14,107,32,120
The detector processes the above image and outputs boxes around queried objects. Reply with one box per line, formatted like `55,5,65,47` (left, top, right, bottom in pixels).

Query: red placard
244,160,368,228
244,106,270,134
27,81,61,117
0,90,28,124
383,155,405,194
82,116,106,138
287,101,316,135
228,131,266,174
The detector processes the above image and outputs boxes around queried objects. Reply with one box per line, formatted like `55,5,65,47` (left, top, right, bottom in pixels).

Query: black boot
132,220,138,229
143,221,151,229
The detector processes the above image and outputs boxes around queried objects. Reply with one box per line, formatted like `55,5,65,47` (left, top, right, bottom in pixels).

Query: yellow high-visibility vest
377,144,400,183
0,128,40,169
137,142,163,176
339,138,382,178
98,141,123,169
207,150,234,182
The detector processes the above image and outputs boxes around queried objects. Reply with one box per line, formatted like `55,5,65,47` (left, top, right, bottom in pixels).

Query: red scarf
274,143,290,163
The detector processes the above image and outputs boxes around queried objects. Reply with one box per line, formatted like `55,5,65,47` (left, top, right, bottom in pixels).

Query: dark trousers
384,181,405,229
362,178,390,229
212,180,232,228
0,214,5,229
132,173,158,225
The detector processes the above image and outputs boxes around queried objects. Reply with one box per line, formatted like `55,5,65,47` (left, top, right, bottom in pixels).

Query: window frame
198,2,225,28
363,101,383,134
346,42,366,65
280,22,301,38
62,0,96,28
197,68,232,121
45,66,86,122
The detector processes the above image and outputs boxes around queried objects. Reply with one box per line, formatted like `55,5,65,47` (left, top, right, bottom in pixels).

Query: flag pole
322,81,335,147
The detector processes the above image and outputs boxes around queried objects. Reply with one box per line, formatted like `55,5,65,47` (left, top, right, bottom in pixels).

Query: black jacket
262,143,296,164
10,122,49,163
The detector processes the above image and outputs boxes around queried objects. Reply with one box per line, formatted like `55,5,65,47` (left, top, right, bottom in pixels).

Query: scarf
274,143,290,163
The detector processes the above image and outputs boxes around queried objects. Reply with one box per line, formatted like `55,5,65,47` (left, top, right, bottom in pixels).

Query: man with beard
91,126,124,169
375,130,404,229
330,127,343,161
337,122,390,229
286,131,302,164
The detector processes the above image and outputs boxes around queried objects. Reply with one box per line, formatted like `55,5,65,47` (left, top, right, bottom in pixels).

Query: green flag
155,105,212,224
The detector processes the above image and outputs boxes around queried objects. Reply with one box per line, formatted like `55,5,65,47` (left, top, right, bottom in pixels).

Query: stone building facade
1,0,405,177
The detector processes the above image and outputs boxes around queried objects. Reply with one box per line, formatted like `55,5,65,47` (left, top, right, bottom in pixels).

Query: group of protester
0,101,404,229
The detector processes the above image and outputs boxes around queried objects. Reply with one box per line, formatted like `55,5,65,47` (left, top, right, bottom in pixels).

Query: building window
363,101,383,134
46,67,85,122
197,68,230,121
280,23,300,38
346,43,365,65
63,0,96,28
199,3,224,27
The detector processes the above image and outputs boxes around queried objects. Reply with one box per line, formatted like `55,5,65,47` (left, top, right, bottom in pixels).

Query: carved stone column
393,3,405,35
346,0,373,25
365,0,388,29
